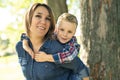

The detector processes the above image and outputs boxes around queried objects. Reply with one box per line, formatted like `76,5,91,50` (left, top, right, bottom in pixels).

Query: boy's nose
63,32,67,37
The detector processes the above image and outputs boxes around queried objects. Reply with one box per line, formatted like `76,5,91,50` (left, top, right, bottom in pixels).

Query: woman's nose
40,18,46,24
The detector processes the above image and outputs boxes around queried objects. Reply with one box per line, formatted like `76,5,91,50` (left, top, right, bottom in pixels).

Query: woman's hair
25,3,55,39
56,13,78,27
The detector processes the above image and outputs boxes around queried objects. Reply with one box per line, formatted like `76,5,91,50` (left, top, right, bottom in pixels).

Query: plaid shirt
53,36,80,64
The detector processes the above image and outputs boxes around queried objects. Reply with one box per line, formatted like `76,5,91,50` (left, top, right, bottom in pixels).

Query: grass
0,55,24,80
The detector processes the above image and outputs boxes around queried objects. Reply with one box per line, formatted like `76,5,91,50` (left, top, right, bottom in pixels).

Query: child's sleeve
52,36,80,64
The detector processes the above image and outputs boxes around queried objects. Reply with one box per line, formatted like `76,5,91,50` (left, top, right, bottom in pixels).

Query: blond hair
57,13,78,27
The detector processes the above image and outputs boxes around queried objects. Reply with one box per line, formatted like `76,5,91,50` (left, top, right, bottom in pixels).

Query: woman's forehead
34,6,50,16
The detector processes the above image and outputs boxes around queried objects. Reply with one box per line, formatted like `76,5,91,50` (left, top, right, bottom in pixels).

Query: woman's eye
35,15,41,18
46,17,51,21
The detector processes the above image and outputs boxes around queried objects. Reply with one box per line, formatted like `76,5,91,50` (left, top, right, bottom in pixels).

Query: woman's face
30,6,51,38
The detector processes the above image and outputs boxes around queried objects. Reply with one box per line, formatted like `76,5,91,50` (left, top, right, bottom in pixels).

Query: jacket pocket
19,57,28,77
19,57,28,66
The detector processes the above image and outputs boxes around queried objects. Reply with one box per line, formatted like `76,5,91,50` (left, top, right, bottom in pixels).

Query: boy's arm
52,36,80,64
20,34,80,65
34,36,80,64
83,77,90,80
21,33,34,58
23,39,34,58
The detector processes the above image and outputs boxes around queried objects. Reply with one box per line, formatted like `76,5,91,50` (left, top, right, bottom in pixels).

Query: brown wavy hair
25,3,55,39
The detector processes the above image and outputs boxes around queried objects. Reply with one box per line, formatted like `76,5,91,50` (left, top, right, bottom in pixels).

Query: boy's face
57,20,76,44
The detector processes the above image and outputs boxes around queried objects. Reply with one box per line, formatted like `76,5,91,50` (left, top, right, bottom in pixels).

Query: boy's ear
54,24,58,33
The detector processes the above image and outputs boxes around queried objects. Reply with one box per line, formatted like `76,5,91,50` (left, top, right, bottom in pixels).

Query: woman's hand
34,51,54,62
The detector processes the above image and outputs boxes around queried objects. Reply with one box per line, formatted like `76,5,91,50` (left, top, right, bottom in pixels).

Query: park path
0,55,24,80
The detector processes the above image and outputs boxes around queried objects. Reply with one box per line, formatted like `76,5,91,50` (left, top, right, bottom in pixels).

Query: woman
16,3,71,80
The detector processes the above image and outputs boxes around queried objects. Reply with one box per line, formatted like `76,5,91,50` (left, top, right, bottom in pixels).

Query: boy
21,13,89,80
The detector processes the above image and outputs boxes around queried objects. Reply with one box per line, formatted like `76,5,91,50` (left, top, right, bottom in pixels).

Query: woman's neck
30,36,45,52
31,37,44,44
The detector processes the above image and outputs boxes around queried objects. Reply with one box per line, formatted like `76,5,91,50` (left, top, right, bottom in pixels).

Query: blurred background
0,0,80,80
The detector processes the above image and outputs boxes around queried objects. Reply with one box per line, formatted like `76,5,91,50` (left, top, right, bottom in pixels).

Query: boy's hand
34,51,54,62
27,49,34,59
34,51,48,62
83,77,89,80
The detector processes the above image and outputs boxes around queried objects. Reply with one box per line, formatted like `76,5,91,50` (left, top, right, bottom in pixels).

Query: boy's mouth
61,37,68,42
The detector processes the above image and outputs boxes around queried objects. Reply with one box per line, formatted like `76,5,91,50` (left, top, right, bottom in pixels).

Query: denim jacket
16,39,71,80
16,38,87,80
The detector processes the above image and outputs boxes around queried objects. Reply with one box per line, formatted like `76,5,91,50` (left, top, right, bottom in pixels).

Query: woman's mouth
38,26,46,30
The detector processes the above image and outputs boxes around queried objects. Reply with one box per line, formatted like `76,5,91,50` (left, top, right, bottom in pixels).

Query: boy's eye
60,28,64,31
68,31,72,33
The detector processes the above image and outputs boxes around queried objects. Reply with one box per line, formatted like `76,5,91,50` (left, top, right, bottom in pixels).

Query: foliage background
0,0,80,56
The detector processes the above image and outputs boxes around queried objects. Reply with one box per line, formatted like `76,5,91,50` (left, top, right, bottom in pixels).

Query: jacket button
45,65,48,68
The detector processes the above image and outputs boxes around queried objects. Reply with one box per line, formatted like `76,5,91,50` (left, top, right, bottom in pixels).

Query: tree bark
45,0,68,21
80,0,120,80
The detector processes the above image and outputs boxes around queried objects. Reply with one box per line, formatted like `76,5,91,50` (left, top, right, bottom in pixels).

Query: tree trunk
45,0,68,21
80,0,120,80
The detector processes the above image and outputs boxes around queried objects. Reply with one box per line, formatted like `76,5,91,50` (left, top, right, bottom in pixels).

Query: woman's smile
38,26,46,30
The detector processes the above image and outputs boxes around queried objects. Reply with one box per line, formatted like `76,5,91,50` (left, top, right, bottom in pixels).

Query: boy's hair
57,13,78,27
